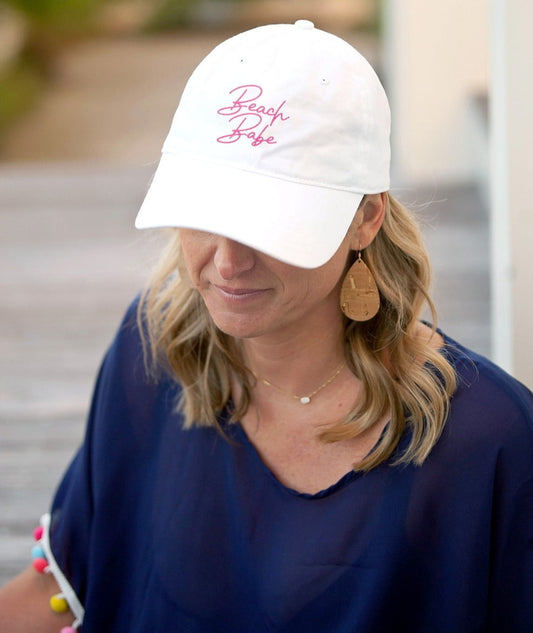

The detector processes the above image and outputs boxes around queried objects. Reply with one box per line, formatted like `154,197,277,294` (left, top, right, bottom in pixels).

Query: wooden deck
0,165,164,584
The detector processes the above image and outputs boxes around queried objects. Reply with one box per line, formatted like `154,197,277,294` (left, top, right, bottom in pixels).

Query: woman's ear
350,192,387,250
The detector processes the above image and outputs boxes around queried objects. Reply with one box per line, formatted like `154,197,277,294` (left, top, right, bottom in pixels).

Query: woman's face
178,228,356,342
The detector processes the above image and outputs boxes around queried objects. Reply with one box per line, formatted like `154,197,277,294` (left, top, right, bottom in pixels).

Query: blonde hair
138,193,456,471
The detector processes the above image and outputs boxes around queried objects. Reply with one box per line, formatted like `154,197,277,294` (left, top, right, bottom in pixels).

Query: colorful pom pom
33,526,44,541
32,544,46,559
50,594,69,613
32,520,81,630
32,557,49,574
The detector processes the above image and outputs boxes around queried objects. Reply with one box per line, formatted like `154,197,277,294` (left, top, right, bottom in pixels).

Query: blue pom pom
31,544,46,559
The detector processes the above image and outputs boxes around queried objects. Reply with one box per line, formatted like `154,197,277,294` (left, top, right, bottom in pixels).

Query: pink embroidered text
216,84,290,147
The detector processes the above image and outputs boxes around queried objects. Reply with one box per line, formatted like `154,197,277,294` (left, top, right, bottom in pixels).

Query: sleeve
45,296,154,616
46,356,106,607
448,347,533,631
483,375,533,631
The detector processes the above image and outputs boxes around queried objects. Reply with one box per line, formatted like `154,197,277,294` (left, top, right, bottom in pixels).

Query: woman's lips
213,284,268,301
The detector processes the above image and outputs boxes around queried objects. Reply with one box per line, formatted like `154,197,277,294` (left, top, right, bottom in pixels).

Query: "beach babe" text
216,85,290,146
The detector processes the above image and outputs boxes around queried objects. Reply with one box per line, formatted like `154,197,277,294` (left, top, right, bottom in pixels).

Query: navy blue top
49,298,533,632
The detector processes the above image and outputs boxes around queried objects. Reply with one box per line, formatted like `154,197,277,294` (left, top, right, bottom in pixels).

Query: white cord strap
32,513,85,631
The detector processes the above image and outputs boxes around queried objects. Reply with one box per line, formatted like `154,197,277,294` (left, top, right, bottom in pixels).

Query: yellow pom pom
50,594,69,613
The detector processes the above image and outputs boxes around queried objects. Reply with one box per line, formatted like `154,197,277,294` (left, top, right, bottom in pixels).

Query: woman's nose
213,237,255,279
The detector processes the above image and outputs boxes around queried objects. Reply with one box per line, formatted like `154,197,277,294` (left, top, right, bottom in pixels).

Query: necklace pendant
257,361,345,405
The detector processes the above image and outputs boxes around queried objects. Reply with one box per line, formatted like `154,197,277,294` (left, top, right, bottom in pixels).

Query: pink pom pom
32,557,48,574
33,526,44,541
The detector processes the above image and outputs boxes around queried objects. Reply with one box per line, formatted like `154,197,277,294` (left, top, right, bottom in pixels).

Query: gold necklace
257,362,346,405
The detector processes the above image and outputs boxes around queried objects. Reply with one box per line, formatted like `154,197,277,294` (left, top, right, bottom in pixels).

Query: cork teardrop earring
340,251,380,321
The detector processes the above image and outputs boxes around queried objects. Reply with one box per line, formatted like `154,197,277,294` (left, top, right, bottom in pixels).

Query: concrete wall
384,0,489,185
490,0,533,387
384,0,533,388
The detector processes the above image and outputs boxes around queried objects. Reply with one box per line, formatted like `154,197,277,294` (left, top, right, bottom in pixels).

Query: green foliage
2,0,108,78
4,0,103,31
0,0,106,141
144,0,194,31
145,0,240,32
0,59,44,138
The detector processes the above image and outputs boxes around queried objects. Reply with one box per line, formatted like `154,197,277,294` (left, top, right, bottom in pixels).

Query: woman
1,20,532,633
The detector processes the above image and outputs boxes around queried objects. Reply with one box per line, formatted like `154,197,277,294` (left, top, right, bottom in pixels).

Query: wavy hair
138,193,456,471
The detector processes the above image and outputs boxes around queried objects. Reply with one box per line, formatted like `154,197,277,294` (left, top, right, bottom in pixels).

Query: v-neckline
229,420,394,499
223,327,458,499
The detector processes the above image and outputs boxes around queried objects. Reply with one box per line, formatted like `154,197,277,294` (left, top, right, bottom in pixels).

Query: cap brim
135,152,363,269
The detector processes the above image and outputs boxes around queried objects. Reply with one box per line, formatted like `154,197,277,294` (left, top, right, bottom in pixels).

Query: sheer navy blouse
48,299,533,632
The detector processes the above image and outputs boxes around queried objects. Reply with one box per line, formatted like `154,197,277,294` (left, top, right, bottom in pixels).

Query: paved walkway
0,32,489,585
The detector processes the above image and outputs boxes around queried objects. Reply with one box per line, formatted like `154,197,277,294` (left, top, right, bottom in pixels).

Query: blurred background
0,0,531,583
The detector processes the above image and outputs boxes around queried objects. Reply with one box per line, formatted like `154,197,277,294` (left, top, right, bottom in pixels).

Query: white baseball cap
135,20,391,268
